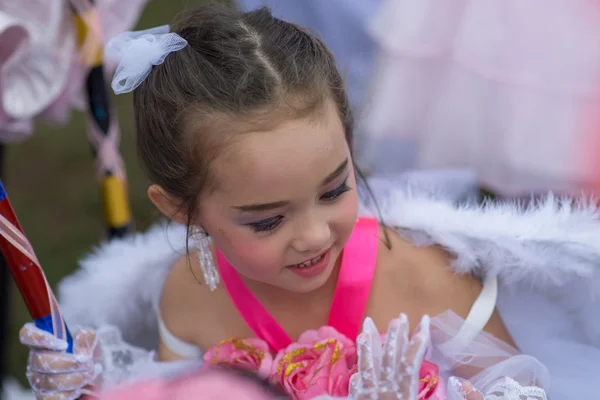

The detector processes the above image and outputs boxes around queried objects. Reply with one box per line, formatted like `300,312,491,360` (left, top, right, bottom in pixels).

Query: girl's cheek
216,230,284,275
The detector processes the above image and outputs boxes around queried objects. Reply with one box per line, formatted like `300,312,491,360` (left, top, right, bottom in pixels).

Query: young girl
19,3,600,399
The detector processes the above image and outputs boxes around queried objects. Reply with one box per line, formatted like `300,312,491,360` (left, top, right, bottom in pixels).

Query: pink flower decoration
418,360,445,399
203,337,273,378
270,326,357,400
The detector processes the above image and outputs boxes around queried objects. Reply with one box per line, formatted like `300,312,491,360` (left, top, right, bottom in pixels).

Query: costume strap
327,217,379,340
216,250,292,352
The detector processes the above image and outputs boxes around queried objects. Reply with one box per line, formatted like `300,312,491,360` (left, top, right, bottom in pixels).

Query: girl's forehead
210,108,348,198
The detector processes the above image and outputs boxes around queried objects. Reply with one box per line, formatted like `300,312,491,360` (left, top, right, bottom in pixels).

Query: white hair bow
104,25,188,94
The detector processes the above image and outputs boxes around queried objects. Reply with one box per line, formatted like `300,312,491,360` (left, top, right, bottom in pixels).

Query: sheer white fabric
96,325,155,388
447,377,548,400
495,289,600,399
104,25,187,94
97,325,201,388
483,377,547,400
429,310,550,394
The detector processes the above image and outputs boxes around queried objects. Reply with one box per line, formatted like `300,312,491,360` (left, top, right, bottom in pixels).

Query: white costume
49,171,600,399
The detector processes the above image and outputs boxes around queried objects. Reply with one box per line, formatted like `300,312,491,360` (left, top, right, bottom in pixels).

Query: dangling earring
190,226,220,291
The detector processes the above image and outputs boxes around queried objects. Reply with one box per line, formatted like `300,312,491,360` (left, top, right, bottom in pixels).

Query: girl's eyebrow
232,158,349,213
320,158,348,186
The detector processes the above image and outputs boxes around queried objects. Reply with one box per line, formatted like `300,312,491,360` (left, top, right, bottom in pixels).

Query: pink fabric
95,369,282,400
216,251,293,351
327,217,379,341
216,217,379,352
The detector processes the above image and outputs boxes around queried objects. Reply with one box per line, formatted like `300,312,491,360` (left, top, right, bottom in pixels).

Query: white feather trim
372,188,600,293
58,221,187,348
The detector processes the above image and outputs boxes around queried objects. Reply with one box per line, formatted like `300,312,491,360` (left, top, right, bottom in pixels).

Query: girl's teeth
295,254,323,268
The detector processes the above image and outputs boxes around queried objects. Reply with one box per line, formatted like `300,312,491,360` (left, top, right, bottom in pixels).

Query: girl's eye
247,216,283,233
320,179,351,202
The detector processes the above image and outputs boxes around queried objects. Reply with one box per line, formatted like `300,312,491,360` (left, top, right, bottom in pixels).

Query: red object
0,195,51,319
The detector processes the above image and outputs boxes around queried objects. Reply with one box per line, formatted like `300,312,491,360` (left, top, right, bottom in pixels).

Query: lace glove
20,323,102,400
349,314,430,400
447,377,548,400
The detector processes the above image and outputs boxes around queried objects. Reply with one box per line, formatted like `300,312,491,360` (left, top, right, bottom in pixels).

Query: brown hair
133,3,385,243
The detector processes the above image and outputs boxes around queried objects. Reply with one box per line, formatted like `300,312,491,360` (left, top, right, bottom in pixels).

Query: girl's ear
148,184,188,226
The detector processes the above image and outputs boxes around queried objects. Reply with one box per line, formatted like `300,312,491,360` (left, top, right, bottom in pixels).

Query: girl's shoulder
370,223,515,345
371,223,483,323
159,252,253,351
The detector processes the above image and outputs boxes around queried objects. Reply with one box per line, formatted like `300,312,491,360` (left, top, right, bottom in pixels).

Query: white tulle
429,310,550,393
104,25,187,94
97,325,202,388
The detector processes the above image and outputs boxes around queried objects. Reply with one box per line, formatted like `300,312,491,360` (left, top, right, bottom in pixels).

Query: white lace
20,323,102,399
96,325,157,388
447,376,548,400
104,25,188,94
484,377,547,400
349,314,430,400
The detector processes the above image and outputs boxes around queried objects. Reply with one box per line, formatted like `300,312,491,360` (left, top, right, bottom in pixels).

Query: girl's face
198,100,359,294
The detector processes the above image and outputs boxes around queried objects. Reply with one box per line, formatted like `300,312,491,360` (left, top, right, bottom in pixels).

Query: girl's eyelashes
246,178,351,234
320,178,351,202
247,215,283,233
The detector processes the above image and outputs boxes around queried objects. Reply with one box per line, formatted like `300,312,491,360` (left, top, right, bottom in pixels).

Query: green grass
5,0,224,386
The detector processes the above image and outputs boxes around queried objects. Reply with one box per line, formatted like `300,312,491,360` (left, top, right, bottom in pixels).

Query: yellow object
101,176,132,228
72,12,103,67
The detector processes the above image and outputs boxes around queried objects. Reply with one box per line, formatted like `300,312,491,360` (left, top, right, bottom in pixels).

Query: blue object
34,314,74,353
0,179,6,201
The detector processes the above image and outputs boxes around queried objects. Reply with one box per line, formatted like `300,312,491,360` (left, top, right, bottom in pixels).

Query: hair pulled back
134,3,354,228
